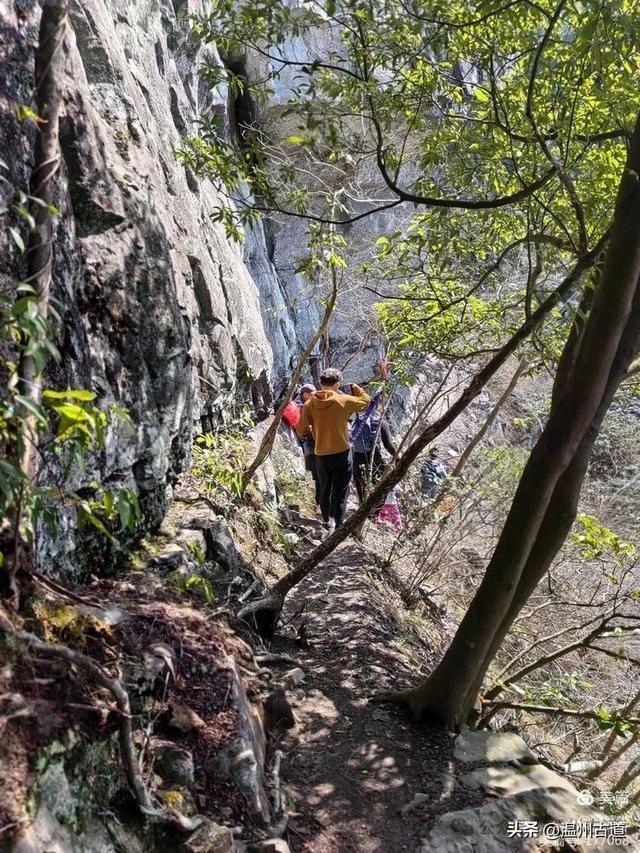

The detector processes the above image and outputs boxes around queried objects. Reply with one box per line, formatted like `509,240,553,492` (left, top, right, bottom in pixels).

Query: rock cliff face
1,0,309,568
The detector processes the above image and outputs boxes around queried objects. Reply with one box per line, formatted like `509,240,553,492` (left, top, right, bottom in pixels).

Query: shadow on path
273,542,484,852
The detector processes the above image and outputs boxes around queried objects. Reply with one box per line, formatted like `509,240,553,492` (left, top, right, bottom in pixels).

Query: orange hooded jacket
296,384,370,456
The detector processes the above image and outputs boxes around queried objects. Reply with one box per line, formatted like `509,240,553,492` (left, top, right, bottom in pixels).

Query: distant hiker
421,448,447,498
351,403,397,509
297,383,320,508
296,368,370,531
377,488,403,532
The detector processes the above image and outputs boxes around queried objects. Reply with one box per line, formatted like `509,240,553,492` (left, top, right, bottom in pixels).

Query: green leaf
49,402,92,422
15,395,47,424
15,206,35,229
77,503,114,540
16,104,42,122
117,491,132,529
43,388,97,402
9,228,25,252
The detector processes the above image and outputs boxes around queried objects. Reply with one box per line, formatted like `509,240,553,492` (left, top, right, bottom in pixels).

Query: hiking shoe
321,520,335,539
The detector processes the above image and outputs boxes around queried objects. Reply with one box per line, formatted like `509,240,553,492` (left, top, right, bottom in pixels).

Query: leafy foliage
185,538,206,567
595,707,636,738
181,0,636,385
571,515,634,561
171,572,215,605
191,410,255,503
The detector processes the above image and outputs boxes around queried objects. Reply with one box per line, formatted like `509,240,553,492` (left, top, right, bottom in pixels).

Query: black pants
353,449,386,512
304,453,321,505
315,450,352,526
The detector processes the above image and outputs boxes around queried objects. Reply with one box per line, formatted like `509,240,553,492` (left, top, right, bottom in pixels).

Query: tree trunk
451,357,528,478
242,265,338,490
238,234,609,634
395,113,640,729
8,0,67,601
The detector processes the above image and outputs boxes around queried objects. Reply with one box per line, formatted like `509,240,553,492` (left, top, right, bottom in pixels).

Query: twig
238,578,262,603
32,571,103,609
481,699,640,725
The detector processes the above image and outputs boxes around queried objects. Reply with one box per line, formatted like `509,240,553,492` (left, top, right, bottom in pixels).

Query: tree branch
481,699,640,725
525,0,588,252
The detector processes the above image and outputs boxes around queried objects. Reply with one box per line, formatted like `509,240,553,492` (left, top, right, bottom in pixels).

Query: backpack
421,459,446,492
351,414,381,454
282,400,301,429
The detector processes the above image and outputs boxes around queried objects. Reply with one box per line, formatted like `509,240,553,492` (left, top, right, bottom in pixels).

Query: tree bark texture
401,112,640,730
8,0,67,600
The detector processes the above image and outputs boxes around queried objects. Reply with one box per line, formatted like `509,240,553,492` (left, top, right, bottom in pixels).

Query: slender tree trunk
390,114,640,729
238,234,609,634
451,357,528,478
8,0,67,601
242,266,338,489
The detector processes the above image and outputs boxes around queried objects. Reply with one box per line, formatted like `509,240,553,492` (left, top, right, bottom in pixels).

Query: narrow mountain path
270,535,484,852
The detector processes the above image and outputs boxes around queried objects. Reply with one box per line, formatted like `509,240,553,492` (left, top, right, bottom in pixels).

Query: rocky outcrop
1,1,283,571
419,730,622,852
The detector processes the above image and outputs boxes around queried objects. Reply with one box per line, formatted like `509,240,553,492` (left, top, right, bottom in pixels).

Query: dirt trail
272,536,485,852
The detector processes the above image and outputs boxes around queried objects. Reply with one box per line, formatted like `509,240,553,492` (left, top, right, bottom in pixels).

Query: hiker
420,447,447,499
296,368,370,531
297,383,320,508
351,402,397,509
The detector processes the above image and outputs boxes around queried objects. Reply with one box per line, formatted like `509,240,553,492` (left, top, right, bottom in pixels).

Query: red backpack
282,400,301,428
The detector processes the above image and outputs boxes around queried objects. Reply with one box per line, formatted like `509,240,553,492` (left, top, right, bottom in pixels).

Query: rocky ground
2,433,637,852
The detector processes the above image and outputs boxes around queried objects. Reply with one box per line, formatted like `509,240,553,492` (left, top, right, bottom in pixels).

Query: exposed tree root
237,595,284,640
369,688,428,721
0,615,202,832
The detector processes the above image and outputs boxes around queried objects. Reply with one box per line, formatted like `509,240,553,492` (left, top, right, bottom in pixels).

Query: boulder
264,686,296,735
454,729,537,764
462,763,575,798
248,840,291,853
142,642,177,687
168,702,206,734
176,529,208,557
150,543,190,573
151,740,195,787
281,668,305,689
208,658,271,825
3,0,274,579
203,519,242,572
419,787,615,852
180,821,234,853
176,509,242,571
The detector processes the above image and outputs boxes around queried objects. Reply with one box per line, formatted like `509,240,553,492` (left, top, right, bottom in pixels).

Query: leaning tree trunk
390,113,640,730
8,0,67,602
242,265,338,489
451,357,528,478
238,235,609,636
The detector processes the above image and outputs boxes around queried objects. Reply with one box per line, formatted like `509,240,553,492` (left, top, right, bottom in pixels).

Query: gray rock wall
1,0,300,571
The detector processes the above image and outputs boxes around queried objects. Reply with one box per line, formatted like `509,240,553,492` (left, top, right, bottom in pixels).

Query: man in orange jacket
296,367,370,530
